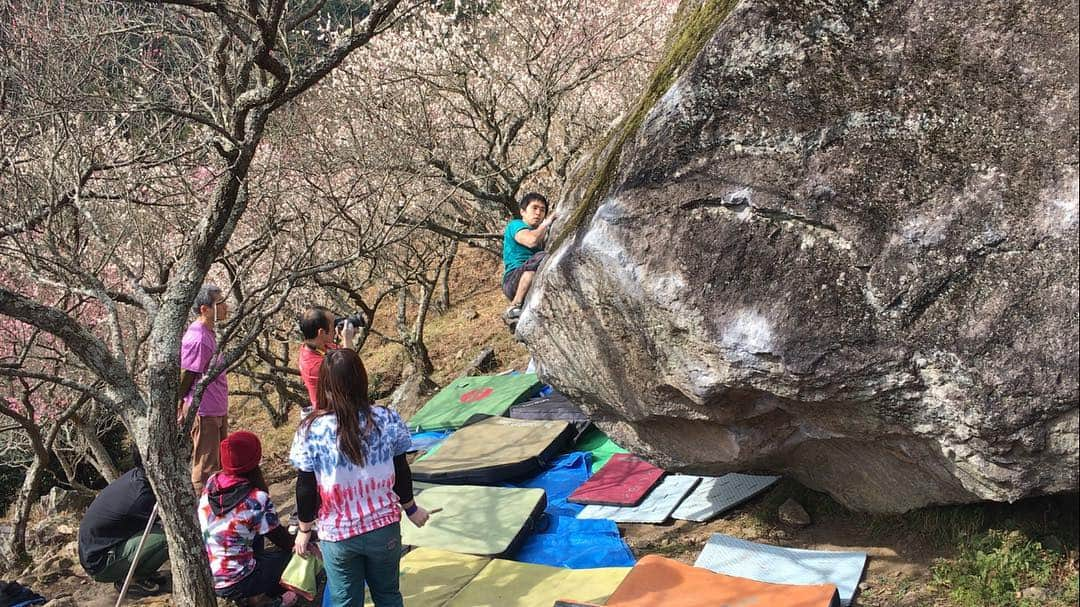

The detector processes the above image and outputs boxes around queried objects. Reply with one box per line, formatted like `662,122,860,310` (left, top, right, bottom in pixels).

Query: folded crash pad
694,533,866,606
568,453,666,506
508,391,591,435
671,473,780,522
363,548,490,607
577,474,701,524
402,485,546,557
591,554,841,607
411,417,575,484
408,374,542,431
444,557,630,607
574,427,628,473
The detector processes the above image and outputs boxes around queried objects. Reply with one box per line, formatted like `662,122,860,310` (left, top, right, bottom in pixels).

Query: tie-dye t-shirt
197,478,280,589
289,406,412,542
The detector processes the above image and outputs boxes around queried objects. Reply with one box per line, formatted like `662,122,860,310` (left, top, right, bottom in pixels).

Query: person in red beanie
198,431,297,607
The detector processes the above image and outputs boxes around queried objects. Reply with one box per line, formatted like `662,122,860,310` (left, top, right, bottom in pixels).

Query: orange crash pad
587,555,841,607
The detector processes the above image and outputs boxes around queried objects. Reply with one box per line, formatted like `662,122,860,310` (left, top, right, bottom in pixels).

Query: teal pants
320,523,402,607
92,531,169,583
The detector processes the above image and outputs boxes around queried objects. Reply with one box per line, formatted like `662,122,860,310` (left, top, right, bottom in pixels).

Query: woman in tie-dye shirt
290,348,430,607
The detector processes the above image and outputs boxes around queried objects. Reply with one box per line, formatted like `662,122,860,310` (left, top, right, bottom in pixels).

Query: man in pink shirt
178,284,230,494
297,306,357,418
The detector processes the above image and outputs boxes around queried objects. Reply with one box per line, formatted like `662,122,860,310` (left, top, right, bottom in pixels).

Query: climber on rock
502,192,556,324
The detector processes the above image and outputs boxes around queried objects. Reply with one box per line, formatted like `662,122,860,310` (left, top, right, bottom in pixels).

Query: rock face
520,0,1079,512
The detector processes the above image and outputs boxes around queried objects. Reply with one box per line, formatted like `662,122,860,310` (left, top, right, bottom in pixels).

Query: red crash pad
567,453,665,506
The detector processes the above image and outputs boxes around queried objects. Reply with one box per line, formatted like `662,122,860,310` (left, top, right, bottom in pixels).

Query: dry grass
232,246,531,470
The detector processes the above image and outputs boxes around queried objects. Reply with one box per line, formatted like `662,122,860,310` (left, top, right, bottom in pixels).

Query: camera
334,313,366,331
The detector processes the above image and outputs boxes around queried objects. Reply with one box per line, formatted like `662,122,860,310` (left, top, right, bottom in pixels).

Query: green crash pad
445,557,631,607
402,485,546,557
408,374,543,431
411,417,574,484
364,548,490,607
575,427,628,473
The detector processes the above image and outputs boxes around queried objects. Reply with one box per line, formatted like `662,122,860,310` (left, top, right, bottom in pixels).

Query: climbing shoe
502,304,522,323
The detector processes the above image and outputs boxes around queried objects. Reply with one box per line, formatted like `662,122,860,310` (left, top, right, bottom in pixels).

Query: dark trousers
502,251,548,300
91,531,169,583
216,536,290,600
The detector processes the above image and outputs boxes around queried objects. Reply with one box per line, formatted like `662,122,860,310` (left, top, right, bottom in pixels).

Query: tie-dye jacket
289,406,412,542
197,475,280,589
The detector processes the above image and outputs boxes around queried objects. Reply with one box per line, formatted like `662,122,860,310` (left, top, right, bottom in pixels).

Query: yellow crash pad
444,558,630,607
364,548,489,607
401,485,546,557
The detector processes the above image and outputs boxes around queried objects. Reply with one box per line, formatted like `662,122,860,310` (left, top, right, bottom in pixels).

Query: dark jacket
77,467,156,575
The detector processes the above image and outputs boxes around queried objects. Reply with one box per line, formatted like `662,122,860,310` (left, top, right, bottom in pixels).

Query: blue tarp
409,430,452,453
505,452,636,569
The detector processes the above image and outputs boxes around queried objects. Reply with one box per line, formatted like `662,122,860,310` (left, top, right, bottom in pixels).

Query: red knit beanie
220,431,262,474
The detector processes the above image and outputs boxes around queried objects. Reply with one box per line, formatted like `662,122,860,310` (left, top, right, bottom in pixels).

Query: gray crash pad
671,473,780,522
693,533,866,606
576,475,701,524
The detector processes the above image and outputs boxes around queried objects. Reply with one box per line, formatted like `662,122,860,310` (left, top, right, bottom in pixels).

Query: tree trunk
2,437,48,563
397,286,436,379
73,414,119,483
134,411,218,606
436,241,457,313
53,448,97,494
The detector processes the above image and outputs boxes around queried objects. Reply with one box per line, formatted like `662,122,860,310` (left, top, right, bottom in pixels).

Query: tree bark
2,444,48,563
397,287,436,380
0,394,88,563
131,410,218,606
72,414,120,483
436,241,458,313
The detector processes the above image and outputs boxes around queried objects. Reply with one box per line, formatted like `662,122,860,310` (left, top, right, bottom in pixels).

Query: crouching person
77,448,169,598
199,431,297,607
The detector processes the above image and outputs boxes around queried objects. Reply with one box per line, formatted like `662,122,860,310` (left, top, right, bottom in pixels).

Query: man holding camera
298,306,360,417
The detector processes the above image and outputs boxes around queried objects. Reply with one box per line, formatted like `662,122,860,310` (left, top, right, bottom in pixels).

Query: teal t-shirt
503,219,542,279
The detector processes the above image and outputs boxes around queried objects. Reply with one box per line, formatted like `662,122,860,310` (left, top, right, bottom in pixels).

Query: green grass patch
868,503,988,550
931,529,1078,607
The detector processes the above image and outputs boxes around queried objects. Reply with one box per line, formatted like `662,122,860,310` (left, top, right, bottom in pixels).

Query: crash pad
401,485,546,557
444,558,630,607
574,427,627,473
671,473,780,522
508,391,591,436
694,533,866,606
411,417,575,484
590,554,841,607
576,474,701,524
568,453,666,506
363,548,490,607
408,374,542,431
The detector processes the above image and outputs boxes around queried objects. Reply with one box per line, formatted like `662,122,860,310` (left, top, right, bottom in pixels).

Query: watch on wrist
405,503,418,516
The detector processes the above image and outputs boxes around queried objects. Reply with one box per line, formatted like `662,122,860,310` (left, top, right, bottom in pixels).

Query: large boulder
520,0,1079,512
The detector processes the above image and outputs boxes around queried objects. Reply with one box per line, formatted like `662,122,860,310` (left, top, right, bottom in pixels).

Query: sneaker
113,576,166,599
502,304,522,322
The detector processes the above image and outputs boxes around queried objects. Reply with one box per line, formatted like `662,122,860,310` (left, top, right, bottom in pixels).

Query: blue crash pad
694,533,866,606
